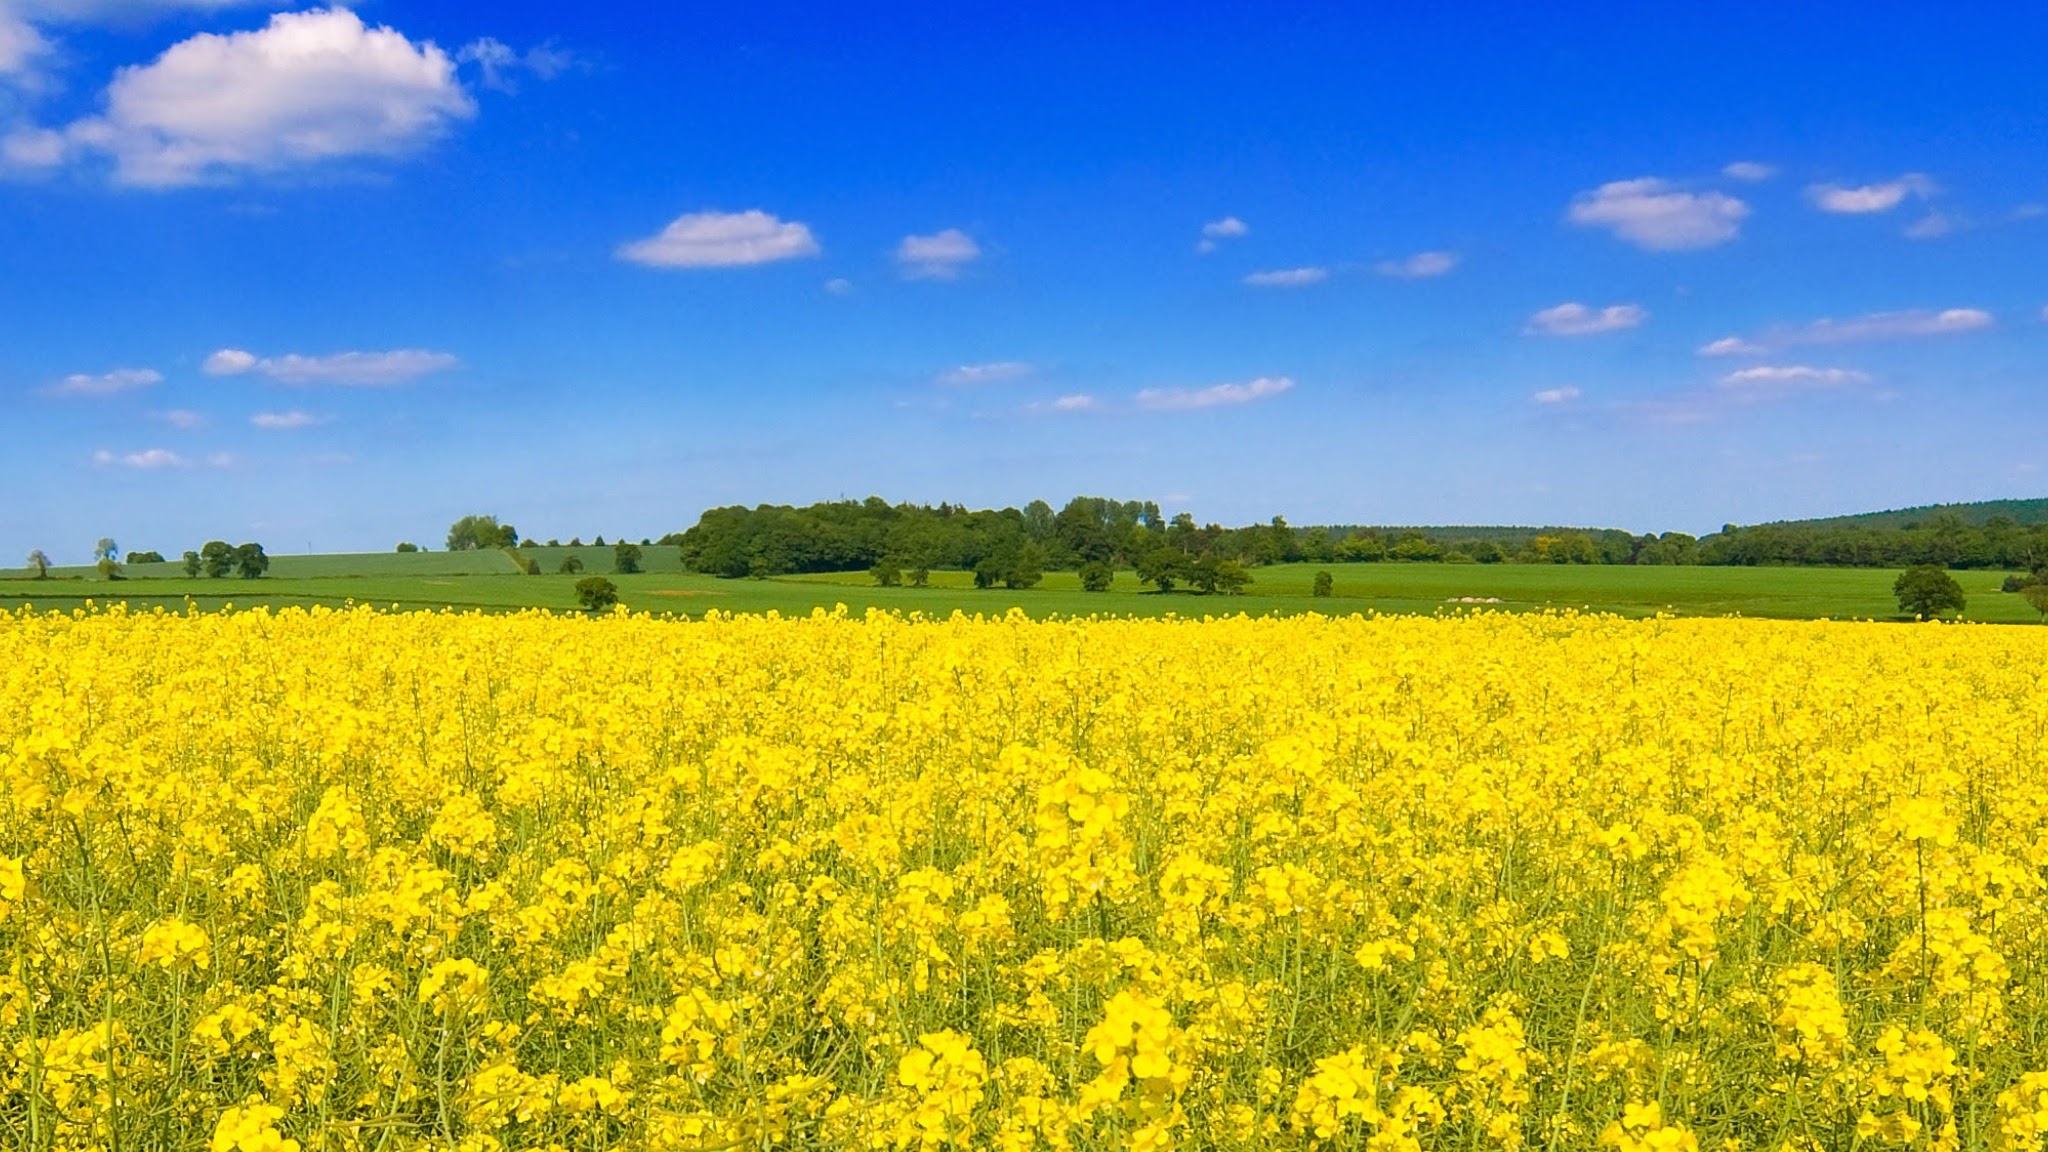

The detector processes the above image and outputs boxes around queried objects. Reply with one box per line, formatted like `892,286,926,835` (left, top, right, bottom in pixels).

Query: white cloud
1719,365,1870,389
1698,336,1765,357
1196,215,1247,253
1807,175,1936,214
48,366,161,396
937,361,1033,386
28,8,474,186
1532,386,1582,405
1374,251,1457,278
204,347,458,386
1722,161,1776,182
1568,178,1750,250
1526,302,1646,336
1135,375,1294,412
823,277,851,295
250,409,324,429
1243,266,1327,287
617,209,820,268
157,407,207,428
1786,308,1993,343
93,446,186,469
896,228,980,279
1052,393,1097,412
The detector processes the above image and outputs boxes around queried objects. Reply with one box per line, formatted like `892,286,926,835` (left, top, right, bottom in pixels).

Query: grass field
2,554,2042,622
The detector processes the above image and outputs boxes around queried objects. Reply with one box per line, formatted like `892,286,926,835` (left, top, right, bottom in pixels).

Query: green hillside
1757,498,2048,531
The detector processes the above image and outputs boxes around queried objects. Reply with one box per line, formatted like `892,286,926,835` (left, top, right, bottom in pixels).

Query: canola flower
2,602,2047,1150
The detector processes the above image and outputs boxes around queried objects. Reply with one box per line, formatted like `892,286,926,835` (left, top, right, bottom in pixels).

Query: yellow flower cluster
3,603,2048,1151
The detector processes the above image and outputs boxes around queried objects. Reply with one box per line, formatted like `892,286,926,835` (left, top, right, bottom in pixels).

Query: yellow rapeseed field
3,605,2048,1152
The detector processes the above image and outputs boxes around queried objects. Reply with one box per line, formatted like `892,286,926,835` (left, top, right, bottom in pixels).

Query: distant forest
665,497,2048,577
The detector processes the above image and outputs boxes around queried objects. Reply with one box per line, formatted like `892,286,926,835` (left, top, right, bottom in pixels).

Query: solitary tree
2024,583,2048,622
26,549,51,578
870,560,903,587
1079,560,1114,592
559,555,585,575
93,537,119,563
233,542,270,579
575,576,619,611
1312,571,1334,598
614,541,644,575
1894,565,1966,619
181,550,201,577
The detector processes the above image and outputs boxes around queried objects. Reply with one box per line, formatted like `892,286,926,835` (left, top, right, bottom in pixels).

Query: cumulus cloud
1243,266,1327,287
17,8,475,186
0,7,48,81
616,209,820,268
937,361,1032,386
250,409,324,429
48,366,162,396
1532,386,1582,405
1135,375,1294,412
1374,251,1457,278
204,347,458,386
1808,174,1935,214
1719,365,1870,389
1722,161,1776,182
1698,336,1765,357
92,446,186,469
1568,178,1749,250
1196,215,1247,253
896,228,980,279
1525,302,1646,336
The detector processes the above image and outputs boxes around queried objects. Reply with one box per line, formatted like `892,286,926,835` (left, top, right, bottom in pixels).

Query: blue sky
3,2,2045,560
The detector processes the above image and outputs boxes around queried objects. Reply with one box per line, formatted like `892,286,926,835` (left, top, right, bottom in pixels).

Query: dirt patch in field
650,589,727,597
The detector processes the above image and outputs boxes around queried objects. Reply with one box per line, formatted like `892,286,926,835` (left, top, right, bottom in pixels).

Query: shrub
396,542,419,553
560,556,585,575
870,561,903,587
614,542,644,575
1079,561,1114,592
1312,571,1334,597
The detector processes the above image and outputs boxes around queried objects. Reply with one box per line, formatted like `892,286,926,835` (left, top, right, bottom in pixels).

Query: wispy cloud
250,409,326,430
205,348,459,386
1808,174,1936,214
92,447,187,469
1719,365,1870,389
937,361,1033,386
48,367,162,396
617,209,820,268
1532,386,1582,405
157,408,208,429
1783,308,1992,343
1722,161,1776,182
1196,215,1247,253
456,36,577,94
1698,336,1765,357
1374,251,1457,278
1243,266,1327,287
1052,393,1098,412
1135,375,1294,412
896,228,980,279
1526,302,1646,336
1569,178,1749,250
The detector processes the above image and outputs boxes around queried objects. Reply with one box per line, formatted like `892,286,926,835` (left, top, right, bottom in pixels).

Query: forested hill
1754,498,2048,532
667,496,2048,578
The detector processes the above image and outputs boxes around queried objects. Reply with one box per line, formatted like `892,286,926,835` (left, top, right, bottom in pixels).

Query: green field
3,554,2041,623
